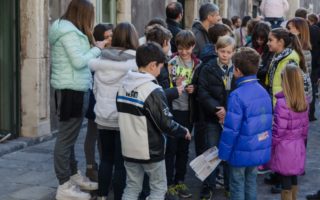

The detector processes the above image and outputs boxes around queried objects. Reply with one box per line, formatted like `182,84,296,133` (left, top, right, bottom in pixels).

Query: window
96,0,117,24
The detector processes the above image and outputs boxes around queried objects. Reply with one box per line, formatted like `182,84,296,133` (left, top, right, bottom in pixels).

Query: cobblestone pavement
0,103,319,200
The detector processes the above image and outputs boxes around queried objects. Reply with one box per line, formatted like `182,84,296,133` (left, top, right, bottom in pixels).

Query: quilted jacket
269,92,309,176
49,19,101,91
219,75,273,167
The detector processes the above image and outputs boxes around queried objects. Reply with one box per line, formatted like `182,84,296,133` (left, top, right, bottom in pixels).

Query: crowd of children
49,0,320,200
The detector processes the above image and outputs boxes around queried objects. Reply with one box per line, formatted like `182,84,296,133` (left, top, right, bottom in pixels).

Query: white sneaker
97,196,107,200
70,170,98,191
56,180,91,200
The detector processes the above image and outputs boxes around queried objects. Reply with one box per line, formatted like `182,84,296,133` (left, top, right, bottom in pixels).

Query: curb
0,122,88,157
0,131,58,157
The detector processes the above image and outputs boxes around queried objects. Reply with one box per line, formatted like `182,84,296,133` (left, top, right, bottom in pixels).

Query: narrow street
0,103,319,200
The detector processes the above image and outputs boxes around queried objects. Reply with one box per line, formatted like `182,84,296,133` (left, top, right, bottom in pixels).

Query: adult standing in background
49,0,106,200
192,2,221,57
166,2,184,53
296,8,320,121
234,16,251,48
260,0,289,29
231,16,242,30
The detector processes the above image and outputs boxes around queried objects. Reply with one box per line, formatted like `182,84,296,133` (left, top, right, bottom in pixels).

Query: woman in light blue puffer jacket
49,1,106,200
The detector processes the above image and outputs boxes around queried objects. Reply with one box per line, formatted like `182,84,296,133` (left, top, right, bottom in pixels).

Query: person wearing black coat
157,62,181,105
309,24,320,121
166,2,183,53
196,56,235,199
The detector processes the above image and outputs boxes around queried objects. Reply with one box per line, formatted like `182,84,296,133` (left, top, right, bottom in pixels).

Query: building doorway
0,0,20,138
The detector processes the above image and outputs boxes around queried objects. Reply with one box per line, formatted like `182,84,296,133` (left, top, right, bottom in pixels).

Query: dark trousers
310,81,318,118
201,123,222,188
194,122,207,156
280,175,298,190
98,130,126,199
165,110,192,185
84,119,101,166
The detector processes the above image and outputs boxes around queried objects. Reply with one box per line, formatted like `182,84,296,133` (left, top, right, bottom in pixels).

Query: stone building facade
0,0,319,138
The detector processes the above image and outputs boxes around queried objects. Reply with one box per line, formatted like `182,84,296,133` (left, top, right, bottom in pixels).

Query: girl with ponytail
266,28,311,105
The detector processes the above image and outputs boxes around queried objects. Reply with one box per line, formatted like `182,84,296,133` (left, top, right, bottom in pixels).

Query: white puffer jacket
89,48,137,128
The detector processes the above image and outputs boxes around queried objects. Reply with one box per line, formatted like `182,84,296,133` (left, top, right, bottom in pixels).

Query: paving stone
9,186,56,200
0,102,318,200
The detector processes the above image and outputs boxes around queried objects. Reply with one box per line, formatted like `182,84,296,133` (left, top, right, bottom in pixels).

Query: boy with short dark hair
166,30,201,199
146,24,184,107
218,47,273,200
117,42,191,200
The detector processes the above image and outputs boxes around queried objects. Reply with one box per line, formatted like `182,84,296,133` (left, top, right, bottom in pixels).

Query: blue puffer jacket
218,75,273,167
49,19,101,91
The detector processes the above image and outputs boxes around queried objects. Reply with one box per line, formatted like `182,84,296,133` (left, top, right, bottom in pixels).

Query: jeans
165,110,192,185
98,130,126,199
201,123,222,188
54,91,88,185
122,160,167,200
229,166,257,200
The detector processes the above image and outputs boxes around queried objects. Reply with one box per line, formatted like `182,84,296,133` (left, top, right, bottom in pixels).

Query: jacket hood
49,19,84,45
101,48,136,61
199,44,218,63
122,70,156,93
89,49,137,85
192,20,206,32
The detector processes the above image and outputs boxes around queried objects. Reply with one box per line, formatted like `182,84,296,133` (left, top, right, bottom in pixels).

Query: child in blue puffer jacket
219,47,273,200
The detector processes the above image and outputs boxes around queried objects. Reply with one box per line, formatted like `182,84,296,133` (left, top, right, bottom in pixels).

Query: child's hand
216,106,226,120
185,84,194,94
185,129,192,141
95,40,107,49
176,76,185,87
177,85,184,96
218,117,224,125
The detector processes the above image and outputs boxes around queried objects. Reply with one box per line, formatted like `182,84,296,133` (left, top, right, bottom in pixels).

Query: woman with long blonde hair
269,63,309,200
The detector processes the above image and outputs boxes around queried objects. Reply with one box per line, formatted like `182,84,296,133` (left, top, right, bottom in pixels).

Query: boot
291,186,298,200
281,190,292,200
86,163,98,182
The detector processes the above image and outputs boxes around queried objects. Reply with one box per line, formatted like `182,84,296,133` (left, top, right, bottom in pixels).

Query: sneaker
175,183,192,198
166,185,179,200
86,164,98,182
257,166,271,175
70,170,98,191
306,191,320,200
56,180,91,200
200,186,213,200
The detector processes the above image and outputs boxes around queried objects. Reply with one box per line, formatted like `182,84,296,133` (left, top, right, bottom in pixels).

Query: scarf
268,48,292,94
